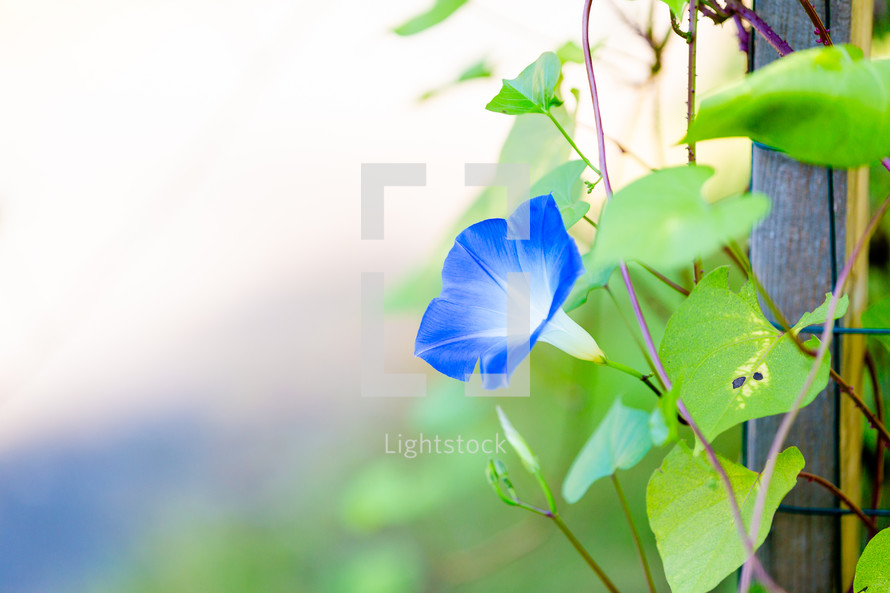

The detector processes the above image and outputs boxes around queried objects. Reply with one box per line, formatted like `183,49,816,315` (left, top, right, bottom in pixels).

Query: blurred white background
0,1,757,591
0,0,746,448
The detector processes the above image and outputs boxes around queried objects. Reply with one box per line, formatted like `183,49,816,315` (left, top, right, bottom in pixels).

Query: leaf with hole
485,52,563,115
685,45,890,167
588,166,770,272
562,398,653,503
659,268,847,442
647,442,804,593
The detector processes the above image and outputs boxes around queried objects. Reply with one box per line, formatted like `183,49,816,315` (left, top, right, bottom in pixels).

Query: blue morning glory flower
415,194,603,389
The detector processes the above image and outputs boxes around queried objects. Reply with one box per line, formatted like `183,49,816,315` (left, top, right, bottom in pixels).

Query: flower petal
415,299,505,381
510,195,585,320
438,219,520,313
538,309,604,362
415,194,590,389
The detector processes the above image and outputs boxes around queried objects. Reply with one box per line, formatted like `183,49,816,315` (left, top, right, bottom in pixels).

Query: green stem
638,261,691,296
612,475,658,593
605,287,665,391
498,469,620,592
545,110,602,176
551,513,622,593
602,358,663,397
534,471,558,515
670,11,692,41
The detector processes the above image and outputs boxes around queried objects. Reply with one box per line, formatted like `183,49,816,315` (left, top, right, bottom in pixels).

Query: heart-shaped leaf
647,442,804,593
659,267,847,442
588,165,770,272
562,398,654,503
485,52,563,115
854,528,890,593
685,45,890,167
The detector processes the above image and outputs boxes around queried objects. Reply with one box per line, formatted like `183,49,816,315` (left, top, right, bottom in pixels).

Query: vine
401,0,890,591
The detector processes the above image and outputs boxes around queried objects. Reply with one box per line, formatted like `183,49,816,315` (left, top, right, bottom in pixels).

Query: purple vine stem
739,160,890,593
733,13,750,54
582,0,663,383
726,1,793,56
581,0,776,582
584,6,888,592
687,0,698,164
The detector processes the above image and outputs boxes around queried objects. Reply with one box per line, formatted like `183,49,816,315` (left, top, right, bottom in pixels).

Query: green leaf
554,40,602,64
530,160,590,227
485,52,564,115
648,407,670,447
457,59,492,82
659,0,687,18
497,406,540,474
792,292,849,332
393,0,469,36
588,166,770,272
563,250,615,311
685,45,890,167
555,41,585,64
652,384,681,446
854,528,890,593
659,267,836,442
647,442,804,593
862,296,890,355
420,59,493,101
562,399,653,503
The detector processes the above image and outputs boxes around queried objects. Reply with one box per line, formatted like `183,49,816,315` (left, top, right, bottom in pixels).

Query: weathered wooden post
746,1,872,590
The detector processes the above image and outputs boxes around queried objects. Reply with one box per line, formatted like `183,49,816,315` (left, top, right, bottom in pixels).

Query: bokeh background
0,1,888,592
